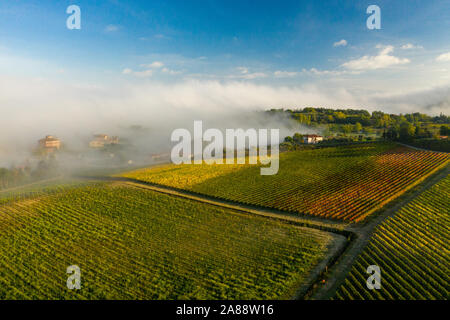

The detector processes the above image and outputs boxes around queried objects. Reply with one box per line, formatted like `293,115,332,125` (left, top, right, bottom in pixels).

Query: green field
0,181,335,299
334,175,450,299
121,143,449,222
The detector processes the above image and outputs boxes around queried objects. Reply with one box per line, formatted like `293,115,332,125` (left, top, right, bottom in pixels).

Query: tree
386,127,398,140
440,125,449,136
415,126,426,138
354,122,363,133
342,124,353,134
293,133,303,144
279,141,294,151
363,126,373,134
334,111,346,122
399,122,416,141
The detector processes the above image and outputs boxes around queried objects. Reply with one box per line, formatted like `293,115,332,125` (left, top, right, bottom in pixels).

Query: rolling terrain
0,142,448,300
334,175,450,300
0,181,337,299
121,143,449,222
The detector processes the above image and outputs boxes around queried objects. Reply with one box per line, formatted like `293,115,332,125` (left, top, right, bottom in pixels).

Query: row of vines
122,143,449,222
0,182,332,299
334,175,450,299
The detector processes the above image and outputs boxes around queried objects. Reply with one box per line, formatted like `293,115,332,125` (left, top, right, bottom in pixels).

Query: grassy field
0,181,335,299
120,143,449,222
334,175,450,299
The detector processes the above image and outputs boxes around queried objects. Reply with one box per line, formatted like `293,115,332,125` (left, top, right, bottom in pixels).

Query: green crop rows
0,182,333,299
121,143,449,222
334,175,450,299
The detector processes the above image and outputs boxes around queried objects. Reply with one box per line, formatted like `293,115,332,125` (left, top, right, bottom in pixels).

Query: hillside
120,143,449,222
334,175,450,299
0,181,336,299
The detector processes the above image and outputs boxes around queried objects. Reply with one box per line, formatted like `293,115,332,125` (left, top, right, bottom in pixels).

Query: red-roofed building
303,134,323,144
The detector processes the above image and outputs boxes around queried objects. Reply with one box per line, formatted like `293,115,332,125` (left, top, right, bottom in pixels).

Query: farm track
75,175,351,299
76,175,349,232
77,162,448,299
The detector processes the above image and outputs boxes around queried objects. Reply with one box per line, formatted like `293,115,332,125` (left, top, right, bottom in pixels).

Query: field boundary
76,175,353,300
73,160,449,300
77,176,350,231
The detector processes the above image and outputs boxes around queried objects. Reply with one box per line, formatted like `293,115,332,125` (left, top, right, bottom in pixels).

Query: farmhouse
89,134,119,148
38,135,61,151
303,134,323,144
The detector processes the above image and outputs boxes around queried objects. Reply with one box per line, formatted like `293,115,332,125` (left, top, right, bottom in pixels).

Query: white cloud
274,70,299,78
141,61,164,69
303,68,340,76
122,68,153,77
333,39,348,47
104,25,119,32
436,52,450,62
301,68,359,76
124,63,181,76
342,45,410,70
373,86,450,116
401,43,423,50
1,74,448,158
0,77,359,126
241,72,267,79
133,70,153,77
237,67,248,74
231,67,267,79
162,67,181,75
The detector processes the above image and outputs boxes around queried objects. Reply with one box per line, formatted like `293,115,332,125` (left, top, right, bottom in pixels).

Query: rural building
38,135,61,151
303,134,323,144
89,134,119,148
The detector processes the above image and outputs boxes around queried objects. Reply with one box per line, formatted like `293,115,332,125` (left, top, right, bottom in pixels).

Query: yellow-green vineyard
334,175,450,299
0,182,335,299
121,143,449,222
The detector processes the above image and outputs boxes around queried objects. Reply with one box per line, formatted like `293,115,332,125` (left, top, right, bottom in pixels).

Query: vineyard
0,182,335,299
121,143,449,222
334,175,450,299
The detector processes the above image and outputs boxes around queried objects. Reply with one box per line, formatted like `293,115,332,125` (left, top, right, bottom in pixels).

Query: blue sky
1,0,449,79
0,0,449,135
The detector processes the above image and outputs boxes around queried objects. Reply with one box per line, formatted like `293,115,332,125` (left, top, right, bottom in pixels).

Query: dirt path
77,175,352,300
